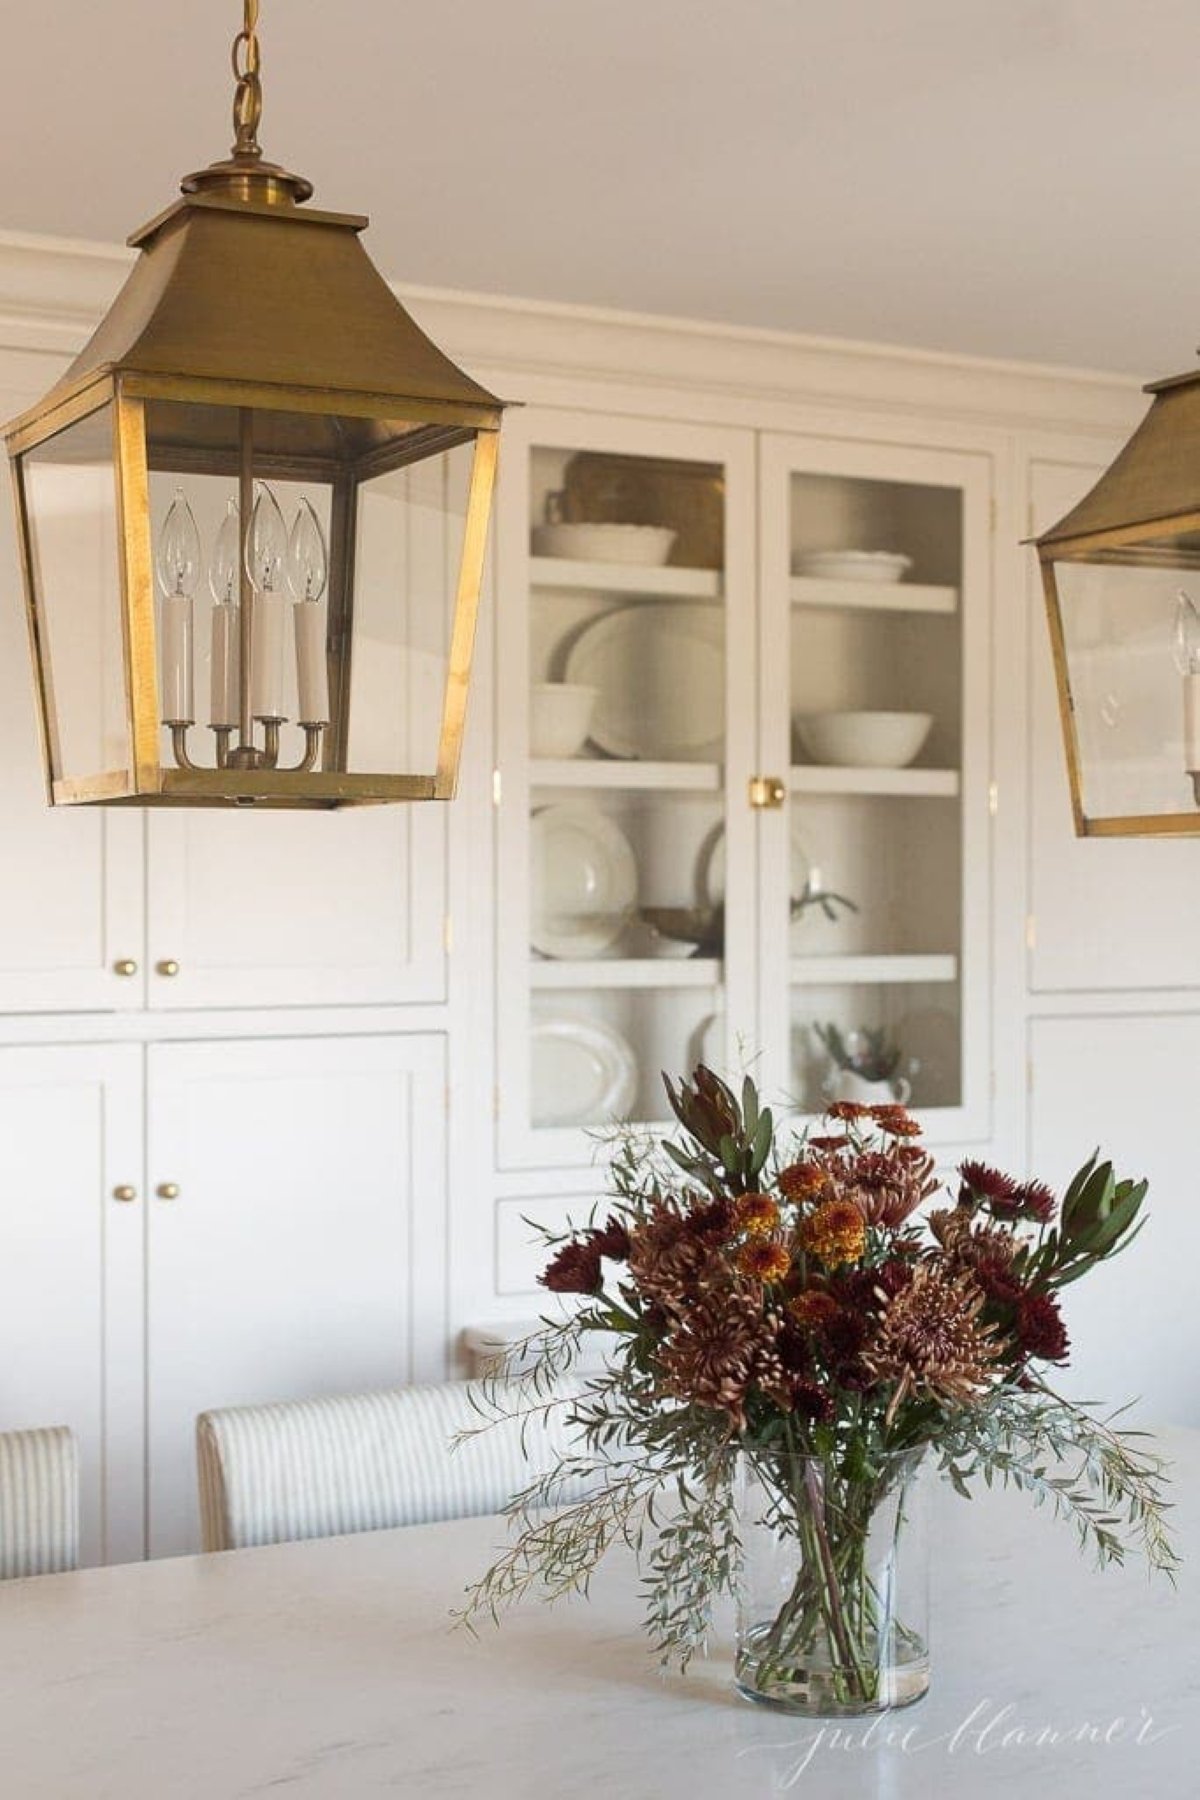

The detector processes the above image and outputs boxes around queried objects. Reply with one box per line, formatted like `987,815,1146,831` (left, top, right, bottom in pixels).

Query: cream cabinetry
0,1034,447,1562
492,406,996,1169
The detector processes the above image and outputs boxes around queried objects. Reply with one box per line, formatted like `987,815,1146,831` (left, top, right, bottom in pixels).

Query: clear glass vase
734,1447,929,1715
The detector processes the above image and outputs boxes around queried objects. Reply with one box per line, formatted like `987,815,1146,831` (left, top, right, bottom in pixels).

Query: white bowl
794,710,933,768
531,522,677,566
530,683,598,758
794,550,913,584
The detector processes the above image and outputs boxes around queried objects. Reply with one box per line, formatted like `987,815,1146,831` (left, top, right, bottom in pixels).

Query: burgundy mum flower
827,1100,871,1122
958,1160,1019,1207
539,1239,603,1295
590,1217,632,1261
1016,1293,1070,1363
1011,1180,1057,1225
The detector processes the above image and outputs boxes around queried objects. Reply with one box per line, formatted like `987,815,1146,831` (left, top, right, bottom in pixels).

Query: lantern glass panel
344,441,474,778
1053,539,1200,822
22,404,129,788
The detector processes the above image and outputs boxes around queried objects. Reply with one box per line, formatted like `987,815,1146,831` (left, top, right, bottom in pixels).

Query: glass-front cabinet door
495,410,757,1168
757,433,992,1142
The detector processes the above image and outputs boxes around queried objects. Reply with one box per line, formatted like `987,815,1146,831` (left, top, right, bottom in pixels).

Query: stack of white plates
794,550,912,584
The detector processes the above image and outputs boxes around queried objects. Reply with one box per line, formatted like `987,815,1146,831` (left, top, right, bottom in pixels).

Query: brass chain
231,0,263,158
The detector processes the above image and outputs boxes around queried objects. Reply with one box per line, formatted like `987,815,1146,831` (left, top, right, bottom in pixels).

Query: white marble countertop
0,1429,1196,1799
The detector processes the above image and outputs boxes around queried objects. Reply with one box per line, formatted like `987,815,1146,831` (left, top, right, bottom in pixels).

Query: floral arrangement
461,1067,1175,1702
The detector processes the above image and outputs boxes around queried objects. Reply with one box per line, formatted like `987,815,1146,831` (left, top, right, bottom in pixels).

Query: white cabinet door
758,431,994,1141
0,375,144,1012
1029,1013,1200,1427
0,1043,144,1566
145,1033,447,1556
1028,459,1200,993
493,408,759,1170
145,806,445,1009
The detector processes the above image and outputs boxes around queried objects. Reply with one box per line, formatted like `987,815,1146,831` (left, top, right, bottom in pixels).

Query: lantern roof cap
1037,371,1200,550
17,184,502,433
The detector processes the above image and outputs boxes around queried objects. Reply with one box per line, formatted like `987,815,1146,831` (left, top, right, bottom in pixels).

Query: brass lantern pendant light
1036,359,1200,836
5,1,504,808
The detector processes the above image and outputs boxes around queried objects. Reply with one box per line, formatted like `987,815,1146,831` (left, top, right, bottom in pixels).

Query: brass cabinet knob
112,1185,137,1203
156,1183,181,1200
112,959,138,977
156,959,180,978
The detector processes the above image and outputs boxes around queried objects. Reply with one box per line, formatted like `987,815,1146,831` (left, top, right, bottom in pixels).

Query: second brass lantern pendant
4,1,504,808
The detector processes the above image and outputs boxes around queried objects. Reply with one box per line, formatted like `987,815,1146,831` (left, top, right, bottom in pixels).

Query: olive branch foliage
454,1093,1177,1670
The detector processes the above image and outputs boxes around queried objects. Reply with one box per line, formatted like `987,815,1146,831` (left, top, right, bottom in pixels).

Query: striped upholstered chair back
196,1380,592,1553
0,1426,80,1578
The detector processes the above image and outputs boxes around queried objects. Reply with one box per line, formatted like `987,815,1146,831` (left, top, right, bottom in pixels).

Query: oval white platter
564,603,724,761
531,1015,639,1128
530,803,638,959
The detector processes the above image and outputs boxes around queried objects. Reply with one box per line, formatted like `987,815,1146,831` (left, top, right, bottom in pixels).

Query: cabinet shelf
531,759,722,791
789,953,958,986
530,957,721,990
789,765,960,797
530,556,722,601
790,576,957,615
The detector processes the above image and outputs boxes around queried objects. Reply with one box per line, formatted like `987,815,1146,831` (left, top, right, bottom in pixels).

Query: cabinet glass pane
786,471,964,1112
525,442,728,1136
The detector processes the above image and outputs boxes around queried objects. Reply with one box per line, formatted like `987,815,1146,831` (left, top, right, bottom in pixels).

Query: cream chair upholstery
0,1426,79,1578
196,1380,593,1553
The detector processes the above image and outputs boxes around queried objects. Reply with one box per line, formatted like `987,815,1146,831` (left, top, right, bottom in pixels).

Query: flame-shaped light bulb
209,499,240,606
155,490,200,599
1173,589,1200,676
246,484,287,593
157,489,198,728
287,498,328,603
208,500,241,731
247,485,289,722
289,499,331,727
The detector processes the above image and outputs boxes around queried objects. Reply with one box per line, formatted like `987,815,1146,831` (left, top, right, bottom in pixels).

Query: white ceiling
3,0,1199,377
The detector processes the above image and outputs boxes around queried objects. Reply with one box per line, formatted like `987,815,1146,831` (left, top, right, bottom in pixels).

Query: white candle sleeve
209,605,239,729
1185,673,1200,770
250,592,288,721
294,602,330,725
160,595,194,724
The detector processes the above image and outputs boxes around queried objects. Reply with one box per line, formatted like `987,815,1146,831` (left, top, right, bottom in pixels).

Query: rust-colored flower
789,1288,842,1332
827,1100,871,1122
799,1199,868,1266
777,1160,829,1203
808,1133,851,1153
539,1238,603,1295
870,1107,922,1138
627,1197,728,1311
734,1192,781,1237
845,1147,936,1227
1016,1293,1070,1362
654,1291,781,1428
736,1239,792,1284
865,1263,1000,1422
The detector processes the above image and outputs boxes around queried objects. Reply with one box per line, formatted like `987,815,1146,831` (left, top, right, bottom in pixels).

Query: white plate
700,821,812,908
794,550,912,584
564,604,724,760
531,1015,639,1127
530,804,638,959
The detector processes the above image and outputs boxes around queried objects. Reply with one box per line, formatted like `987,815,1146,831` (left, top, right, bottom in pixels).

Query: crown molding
0,226,1144,437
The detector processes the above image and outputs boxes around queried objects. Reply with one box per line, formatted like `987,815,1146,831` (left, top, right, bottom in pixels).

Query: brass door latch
748,776,786,810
